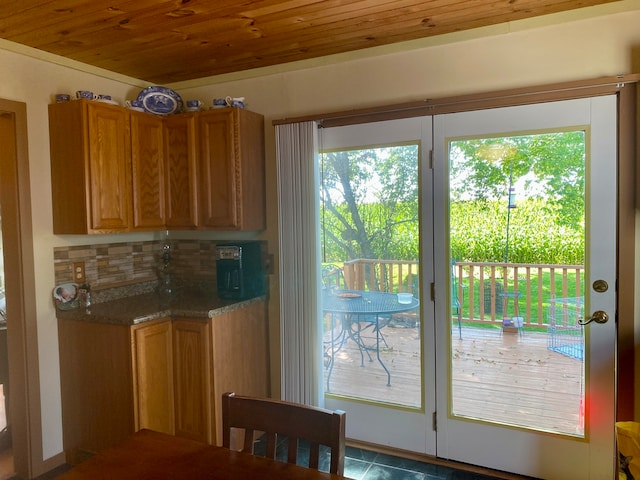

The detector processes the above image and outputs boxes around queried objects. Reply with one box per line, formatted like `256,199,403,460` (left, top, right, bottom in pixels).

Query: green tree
321,132,585,267
450,132,585,230
320,145,419,262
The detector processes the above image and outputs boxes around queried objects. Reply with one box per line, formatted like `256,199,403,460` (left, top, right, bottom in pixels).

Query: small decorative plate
136,86,183,115
336,292,361,299
53,283,80,310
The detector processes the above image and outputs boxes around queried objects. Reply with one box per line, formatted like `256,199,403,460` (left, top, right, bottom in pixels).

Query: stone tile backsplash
54,239,221,301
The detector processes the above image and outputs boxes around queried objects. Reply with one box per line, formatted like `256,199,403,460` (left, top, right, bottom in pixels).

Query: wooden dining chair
222,392,346,475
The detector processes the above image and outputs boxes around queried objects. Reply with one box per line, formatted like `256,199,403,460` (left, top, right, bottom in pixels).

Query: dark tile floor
343,446,505,480
255,436,507,480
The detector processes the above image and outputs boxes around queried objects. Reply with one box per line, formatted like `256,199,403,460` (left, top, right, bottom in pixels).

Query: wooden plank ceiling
0,0,621,84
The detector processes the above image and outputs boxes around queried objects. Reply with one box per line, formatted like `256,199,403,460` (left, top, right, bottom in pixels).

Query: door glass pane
320,144,422,408
448,132,586,436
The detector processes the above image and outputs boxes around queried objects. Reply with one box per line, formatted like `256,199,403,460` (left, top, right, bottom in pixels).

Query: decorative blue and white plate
136,86,183,115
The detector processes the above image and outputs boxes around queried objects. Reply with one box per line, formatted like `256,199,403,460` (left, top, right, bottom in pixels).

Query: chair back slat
265,432,277,459
287,438,298,465
309,442,320,469
222,392,346,475
243,428,255,452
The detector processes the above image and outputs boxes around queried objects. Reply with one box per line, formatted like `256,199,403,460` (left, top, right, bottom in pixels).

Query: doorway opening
319,96,617,479
433,97,617,479
0,224,10,478
0,100,42,479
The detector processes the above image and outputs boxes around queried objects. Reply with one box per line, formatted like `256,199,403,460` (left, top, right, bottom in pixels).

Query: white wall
0,0,638,465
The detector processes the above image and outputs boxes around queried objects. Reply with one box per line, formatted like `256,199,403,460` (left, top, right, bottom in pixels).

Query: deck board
324,324,584,436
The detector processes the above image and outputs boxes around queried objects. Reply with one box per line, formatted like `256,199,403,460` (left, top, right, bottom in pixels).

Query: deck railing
340,259,584,327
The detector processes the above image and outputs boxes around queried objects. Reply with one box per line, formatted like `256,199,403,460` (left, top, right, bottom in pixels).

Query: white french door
433,96,617,479
321,117,437,454
317,96,617,479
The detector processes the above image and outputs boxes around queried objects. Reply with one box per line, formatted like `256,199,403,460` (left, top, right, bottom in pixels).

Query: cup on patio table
397,293,413,304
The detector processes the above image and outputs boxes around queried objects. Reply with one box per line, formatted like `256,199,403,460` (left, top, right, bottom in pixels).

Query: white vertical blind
275,121,322,405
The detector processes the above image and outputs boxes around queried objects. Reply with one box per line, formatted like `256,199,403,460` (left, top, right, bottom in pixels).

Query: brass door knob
578,310,609,325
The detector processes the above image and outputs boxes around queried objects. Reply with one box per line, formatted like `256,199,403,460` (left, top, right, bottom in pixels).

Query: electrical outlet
73,261,86,284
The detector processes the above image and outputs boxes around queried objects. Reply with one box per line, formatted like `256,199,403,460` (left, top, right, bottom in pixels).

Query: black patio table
322,289,419,390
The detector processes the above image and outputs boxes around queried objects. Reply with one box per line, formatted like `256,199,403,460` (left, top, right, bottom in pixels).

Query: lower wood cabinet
57,299,269,464
172,319,212,443
172,299,272,445
207,299,271,445
131,319,174,435
58,318,136,464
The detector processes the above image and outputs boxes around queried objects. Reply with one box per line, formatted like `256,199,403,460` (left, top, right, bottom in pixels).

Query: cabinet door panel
210,300,270,445
198,110,238,228
132,320,174,435
164,115,198,228
236,110,266,230
49,101,90,233
58,320,134,461
173,320,212,443
87,103,131,231
131,112,165,229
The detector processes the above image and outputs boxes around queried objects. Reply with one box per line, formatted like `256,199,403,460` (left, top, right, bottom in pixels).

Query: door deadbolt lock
593,280,608,293
578,310,609,325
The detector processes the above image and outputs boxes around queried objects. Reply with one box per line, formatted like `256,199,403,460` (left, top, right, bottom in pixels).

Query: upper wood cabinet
198,108,265,230
49,101,265,233
164,114,198,229
49,99,131,234
130,111,166,230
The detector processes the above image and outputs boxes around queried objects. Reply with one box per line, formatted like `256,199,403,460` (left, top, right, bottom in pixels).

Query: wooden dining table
56,429,348,479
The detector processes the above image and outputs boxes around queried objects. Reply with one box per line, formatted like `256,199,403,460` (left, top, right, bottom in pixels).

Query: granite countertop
55,291,266,326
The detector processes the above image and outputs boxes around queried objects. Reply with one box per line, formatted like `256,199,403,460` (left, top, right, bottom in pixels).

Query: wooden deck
324,322,584,436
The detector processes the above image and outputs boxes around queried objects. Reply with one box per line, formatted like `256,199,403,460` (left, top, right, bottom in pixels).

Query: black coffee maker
215,242,266,300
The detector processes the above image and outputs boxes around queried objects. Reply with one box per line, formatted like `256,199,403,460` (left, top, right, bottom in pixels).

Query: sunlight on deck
324,324,584,436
